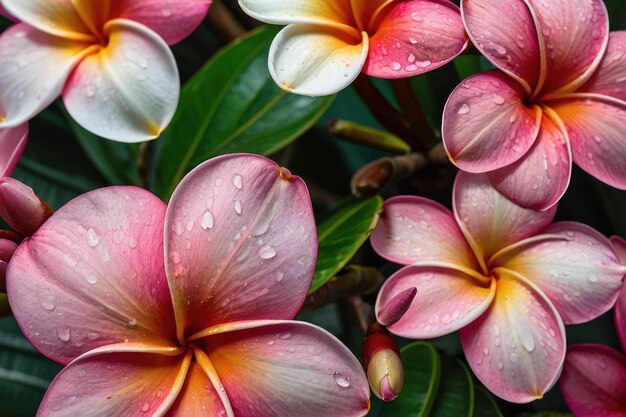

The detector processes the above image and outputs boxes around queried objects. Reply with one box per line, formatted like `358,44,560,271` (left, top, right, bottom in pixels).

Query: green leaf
430,356,474,417
0,317,62,417
65,109,142,186
152,26,335,200
453,55,482,80
473,387,503,417
379,342,441,417
310,196,383,293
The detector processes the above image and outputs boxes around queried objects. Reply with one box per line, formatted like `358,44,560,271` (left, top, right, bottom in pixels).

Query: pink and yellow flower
0,124,28,177
238,0,468,95
442,0,626,210
0,0,211,142
371,172,624,402
6,154,370,416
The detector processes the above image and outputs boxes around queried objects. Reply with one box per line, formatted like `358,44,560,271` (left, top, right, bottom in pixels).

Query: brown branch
206,0,246,43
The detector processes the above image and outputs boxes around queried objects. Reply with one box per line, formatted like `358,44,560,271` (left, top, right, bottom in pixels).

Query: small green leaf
152,26,335,200
379,342,441,417
430,356,474,417
0,317,62,417
473,387,503,417
310,196,383,293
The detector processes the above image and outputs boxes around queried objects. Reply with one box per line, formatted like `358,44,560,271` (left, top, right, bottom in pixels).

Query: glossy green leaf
473,387,503,417
310,196,383,293
0,317,61,417
429,356,474,417
152,26,335,200
379,342,441,417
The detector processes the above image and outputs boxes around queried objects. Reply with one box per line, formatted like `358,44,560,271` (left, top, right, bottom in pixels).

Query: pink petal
63,19,179,142
164,154,317,338
548,96,626,190
39,350,192,416
370,196,480,269
609,236,626,352
460,270,566,403
497,222,624,325
0,124,28,177
0,24,92,128
462,0,540,94
442,71,542,172
488,109,572,211
375,265,495,339
452,172,556,262
528,0,609,95
200,320,370,417
579,32,626,102
116,0,212,45
560,344,626,417
362,0,467,78
1,0,94,41
6,187,177,365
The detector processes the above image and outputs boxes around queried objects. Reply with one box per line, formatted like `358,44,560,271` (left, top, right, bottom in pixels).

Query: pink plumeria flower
371,172,624,403
238,0,468,95
610,236,626,351
6,154,370,416
0,124,28,177
442,0,626,210
560,344,626,417
0,0,211,142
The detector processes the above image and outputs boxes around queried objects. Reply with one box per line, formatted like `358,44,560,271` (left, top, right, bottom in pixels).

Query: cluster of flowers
0,0,624,416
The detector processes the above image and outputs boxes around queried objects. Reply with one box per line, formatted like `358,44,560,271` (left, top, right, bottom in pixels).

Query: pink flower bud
0,177,51,236
377,287,417,327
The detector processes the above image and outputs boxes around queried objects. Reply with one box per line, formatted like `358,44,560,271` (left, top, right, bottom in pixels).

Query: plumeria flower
371,172,624,402
0,0,211,142
238,0,468,95
442,0,626,210
0,124,28,177
6,154,370,416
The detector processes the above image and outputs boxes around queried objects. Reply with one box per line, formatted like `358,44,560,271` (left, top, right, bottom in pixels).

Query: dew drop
259,245,277,259
232,174,243,190
457,103,470,115
86,228,100,247
234,200,242,215
57,327,71,342
333,372,350,388
141,402,150,412
86,275,98,285
276,271,285,282
201,211,214,230
492,94,505,105
41,298,55,311
391,61,402,71
129,237,137,249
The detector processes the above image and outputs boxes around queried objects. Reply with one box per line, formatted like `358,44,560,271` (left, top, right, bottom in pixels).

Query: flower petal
1,0,95,41
460,270,566,403
579,32,626,102
0,123,28,177
201,320,370,417
610,235,626,352
376,265,495,339
528,0,608,95
497,222,624,325
462,0,540,93
442,71,542,172
362,0,466,79
38,350,192,417
116,0,212,45
488,109,572,210
548,96,626,190
452,172,556,262
370,196,479,268
0,24,92,128
6,187,177,365
164,154,317,338
560,344,626,417
268,24,368,96
63,19,179,143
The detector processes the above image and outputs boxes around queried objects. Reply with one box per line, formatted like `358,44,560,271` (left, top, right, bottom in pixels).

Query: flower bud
377,287,417,327
0,238,17,292
363,329,404,402
0,177,51,236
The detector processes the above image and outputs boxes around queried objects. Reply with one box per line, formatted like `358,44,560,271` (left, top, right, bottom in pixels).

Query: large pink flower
0,0,211,142
371,172,624,403
6,154,370,416
442,0,626,210
238,0,468,95
0,124,28,177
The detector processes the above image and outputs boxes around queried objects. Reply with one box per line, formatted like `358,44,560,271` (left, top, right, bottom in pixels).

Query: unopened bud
377,287,417,327
363,328,404,402
0,238,17,292
351,154,427,198
0,177,51,236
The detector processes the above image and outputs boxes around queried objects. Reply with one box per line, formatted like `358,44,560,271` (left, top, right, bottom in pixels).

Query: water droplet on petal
234,200,242,215
86,275,98,285
86,228,100,247
201,211,214,230
333,372,350,388
259,245,277,259
141,402,150,412
232,174,243,190
457,103,470,115
57,327,71,342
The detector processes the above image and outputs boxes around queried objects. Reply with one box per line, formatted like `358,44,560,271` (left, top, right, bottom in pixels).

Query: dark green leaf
152,26,335,200
473,387,503,417
310,196,382,293
430,356,474,417
379,342,441,417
